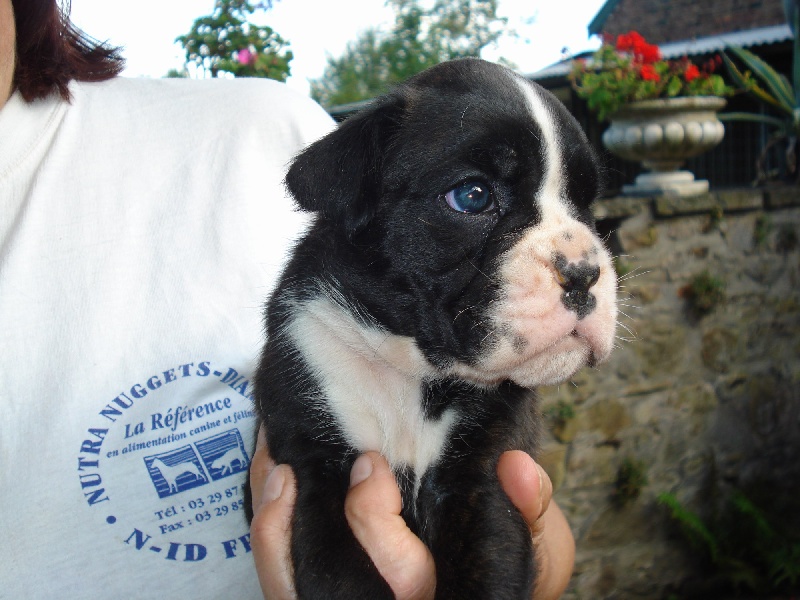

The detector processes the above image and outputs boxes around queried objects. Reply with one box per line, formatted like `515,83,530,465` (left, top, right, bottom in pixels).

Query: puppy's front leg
416,465,536,600
291,460,394,599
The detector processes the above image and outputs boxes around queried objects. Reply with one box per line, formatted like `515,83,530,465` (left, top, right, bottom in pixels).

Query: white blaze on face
451,75,618,388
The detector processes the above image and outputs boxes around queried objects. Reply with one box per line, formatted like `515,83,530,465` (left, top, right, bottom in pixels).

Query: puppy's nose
554,254,600,319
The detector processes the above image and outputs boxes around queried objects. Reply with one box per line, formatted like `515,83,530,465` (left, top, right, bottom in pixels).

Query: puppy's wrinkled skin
253,58,616,599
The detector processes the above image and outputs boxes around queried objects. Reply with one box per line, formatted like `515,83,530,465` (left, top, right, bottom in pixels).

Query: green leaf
657,493,720,563
719,111,790,131
666,75,682,97
727,45,795,114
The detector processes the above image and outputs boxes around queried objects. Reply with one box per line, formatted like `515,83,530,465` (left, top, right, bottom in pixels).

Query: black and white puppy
253,58,617,599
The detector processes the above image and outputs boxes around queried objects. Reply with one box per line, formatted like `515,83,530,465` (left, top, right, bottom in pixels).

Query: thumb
344,453,436,600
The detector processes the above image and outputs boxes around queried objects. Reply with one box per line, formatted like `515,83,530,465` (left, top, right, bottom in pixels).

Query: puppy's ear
285,94,404,237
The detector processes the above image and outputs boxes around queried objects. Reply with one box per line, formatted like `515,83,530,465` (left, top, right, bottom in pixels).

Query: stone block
765,186,800,208
538,442,568,491
654,193,717,217
716,189,764,212
587,399,632,438
593,196,645,220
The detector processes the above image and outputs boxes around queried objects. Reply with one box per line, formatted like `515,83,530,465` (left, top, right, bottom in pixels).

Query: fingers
250,428,297,600
251,439,563,600
497,451,575,600
345,452,436,600
497,450,552,526
250,427,276,510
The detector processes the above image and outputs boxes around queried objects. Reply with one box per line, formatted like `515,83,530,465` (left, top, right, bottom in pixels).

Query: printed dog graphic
253,58,617,599
210,446,247,477
150,457,206,494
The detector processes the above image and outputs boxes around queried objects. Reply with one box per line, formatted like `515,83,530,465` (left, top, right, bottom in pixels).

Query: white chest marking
287,294,458,483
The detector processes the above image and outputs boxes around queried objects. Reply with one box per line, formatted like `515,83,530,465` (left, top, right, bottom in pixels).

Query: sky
69,0,607,96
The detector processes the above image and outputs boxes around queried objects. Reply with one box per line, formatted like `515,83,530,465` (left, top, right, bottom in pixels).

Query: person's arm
249,429,574,600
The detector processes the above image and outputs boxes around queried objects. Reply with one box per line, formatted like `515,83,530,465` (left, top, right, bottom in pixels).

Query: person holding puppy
0,0,573,598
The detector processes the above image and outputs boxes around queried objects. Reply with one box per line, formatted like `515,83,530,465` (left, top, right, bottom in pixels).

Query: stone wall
540,188,800,598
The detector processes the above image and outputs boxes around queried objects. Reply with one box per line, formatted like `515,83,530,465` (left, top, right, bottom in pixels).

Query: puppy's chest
288,296,459,478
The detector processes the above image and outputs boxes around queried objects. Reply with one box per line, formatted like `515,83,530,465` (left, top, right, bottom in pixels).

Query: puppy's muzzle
554,253,600,320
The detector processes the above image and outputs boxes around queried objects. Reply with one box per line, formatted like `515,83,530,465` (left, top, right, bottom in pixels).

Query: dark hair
12,0,125,102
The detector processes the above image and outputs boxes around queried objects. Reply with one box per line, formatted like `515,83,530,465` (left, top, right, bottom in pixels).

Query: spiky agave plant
722,0,800,181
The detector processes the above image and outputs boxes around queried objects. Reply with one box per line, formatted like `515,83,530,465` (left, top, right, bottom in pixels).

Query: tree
310,0,507,107
175,0,292,81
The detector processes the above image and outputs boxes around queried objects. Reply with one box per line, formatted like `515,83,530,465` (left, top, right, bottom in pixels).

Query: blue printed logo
144,429,250,498
144,446,209,498
78,361,260,565
196,429,250,482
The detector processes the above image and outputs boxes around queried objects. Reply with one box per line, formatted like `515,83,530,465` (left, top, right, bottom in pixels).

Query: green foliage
570,31,733,121
613,457,648,507
722,46,800,136
175,0,292,81
543,400,575,425
310,0,507,107
753,214,771,248
680,270,726,317
704,205,725,233
658,492,720,560
722,5,800,182
658,491,800,595
165,68,188,79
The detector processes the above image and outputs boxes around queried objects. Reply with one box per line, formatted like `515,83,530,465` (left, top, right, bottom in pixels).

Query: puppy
253,58,617,599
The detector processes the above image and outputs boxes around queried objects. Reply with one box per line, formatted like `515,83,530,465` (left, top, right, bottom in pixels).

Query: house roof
588,0,622,36
587,0,787,45
527,23,793,82
657,23,792,58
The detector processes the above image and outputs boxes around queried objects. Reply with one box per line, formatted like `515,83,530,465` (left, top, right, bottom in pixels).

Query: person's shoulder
70,77,334,141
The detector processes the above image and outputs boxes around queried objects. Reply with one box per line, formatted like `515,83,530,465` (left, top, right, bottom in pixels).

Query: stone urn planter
602,96,727,197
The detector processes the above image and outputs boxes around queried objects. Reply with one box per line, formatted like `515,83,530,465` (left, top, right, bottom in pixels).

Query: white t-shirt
0,76,334,599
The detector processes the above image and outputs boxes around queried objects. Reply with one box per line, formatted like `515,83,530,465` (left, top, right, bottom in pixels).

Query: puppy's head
286,58,617,388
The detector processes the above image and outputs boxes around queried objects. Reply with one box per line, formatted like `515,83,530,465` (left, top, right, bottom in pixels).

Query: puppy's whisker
617,304,640,312
616,322,637,339
417,216,442,230
453,305,478,323
480,328,497,345
467,259,491,281
617,268,650,282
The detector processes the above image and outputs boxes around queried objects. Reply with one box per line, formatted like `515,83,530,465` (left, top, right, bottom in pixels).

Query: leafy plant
722,1,800,181
543,400,577,443
176,0,292,81
753,214,771,248
570,31,733,121
613,457,648,507
310,0,508,107
658,491,800,595
704,205,725,233
544,399,576,425
680,271,726,317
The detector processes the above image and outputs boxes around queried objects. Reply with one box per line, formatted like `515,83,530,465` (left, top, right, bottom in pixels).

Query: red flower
639,64,660,81
684,64,700,82
615,31,661,64
637,43,661,64
616,31,645,52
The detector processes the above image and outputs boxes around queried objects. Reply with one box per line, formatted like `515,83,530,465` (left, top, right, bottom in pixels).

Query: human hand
249,429,574,600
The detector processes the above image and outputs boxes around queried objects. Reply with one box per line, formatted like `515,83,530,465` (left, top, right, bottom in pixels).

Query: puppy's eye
443,181,494,214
